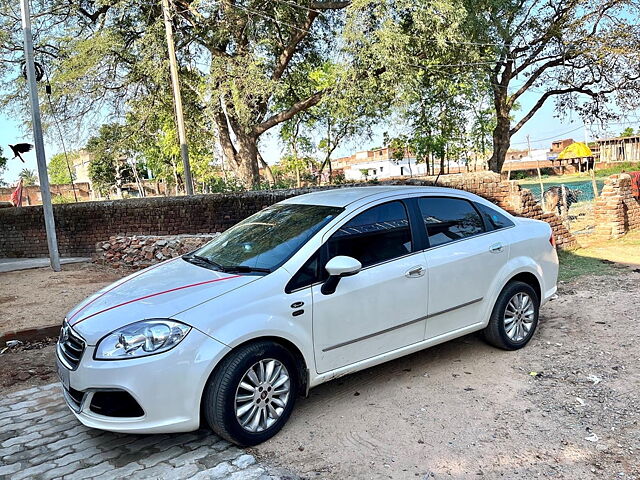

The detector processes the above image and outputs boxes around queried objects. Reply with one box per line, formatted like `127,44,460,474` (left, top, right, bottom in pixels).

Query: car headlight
94,319,191,360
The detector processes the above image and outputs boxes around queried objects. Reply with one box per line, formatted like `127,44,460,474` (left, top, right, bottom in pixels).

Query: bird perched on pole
9,143,33,162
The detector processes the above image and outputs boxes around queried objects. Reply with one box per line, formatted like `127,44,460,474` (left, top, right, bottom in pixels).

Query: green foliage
620,127,635,138
48,152,77,185
86,124,138,196
18,168,38,186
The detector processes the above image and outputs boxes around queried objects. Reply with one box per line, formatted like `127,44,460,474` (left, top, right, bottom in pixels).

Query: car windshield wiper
183,254,225,271
220,265,271,274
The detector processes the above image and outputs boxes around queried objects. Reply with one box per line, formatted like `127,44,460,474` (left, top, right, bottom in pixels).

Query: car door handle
405,265,426,278
489,243,504,254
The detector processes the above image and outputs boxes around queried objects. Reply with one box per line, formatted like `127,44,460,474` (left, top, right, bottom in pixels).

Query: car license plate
57,358,71,390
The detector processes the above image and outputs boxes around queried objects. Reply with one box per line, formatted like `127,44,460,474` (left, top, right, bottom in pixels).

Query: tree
344,0,489,175
463,0,640,172
48,152,77,185
620,127,635,138
18,168,38,186
0,0,351,188
86,124,137,197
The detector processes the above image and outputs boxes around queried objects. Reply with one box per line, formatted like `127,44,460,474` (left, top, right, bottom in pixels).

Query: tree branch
272,10,319,81
510,84,617,136
253,91,324,136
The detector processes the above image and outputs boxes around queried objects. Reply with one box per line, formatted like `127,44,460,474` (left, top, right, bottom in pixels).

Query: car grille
57,320,85,370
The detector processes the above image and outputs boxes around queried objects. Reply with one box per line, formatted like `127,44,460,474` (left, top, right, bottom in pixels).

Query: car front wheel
483,281,540,350
203,341,298,446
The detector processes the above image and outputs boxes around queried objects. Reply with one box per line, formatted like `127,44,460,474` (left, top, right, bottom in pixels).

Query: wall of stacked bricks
0,172,578,259
593,173,640,240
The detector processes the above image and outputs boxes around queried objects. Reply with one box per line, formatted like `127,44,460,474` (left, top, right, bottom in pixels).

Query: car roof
279,186,479,208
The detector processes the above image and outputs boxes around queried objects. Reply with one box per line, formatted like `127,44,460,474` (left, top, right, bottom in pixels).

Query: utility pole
161,0,194,195
20,0,61,272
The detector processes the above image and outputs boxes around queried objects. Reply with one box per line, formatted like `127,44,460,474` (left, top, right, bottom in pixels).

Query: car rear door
417,197,510,340
311,200,429,374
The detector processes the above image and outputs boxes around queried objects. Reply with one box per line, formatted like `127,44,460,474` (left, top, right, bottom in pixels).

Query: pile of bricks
593,173,640,240
94,234,216,268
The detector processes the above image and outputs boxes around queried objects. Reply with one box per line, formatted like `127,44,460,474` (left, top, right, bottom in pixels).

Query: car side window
475,202,515,230
286,250,321,293
418,197,484,247
326,201,413,268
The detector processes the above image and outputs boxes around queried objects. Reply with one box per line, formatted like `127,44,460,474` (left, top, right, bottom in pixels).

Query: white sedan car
57,186,558,445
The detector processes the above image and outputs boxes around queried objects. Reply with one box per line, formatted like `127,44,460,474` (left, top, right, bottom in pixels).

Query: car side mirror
321,256,362,295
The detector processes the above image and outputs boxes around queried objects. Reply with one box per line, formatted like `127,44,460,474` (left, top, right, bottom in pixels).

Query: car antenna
434,172,441,186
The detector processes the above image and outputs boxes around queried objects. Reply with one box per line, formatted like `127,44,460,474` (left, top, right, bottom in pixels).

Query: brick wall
593,173,640,240
0,172,576,258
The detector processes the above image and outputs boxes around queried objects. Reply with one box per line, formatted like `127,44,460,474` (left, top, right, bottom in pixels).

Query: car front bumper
57,326,230,434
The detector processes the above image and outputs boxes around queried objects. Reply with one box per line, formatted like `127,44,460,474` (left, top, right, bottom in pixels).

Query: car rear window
475,202,515,230
418,197,485,247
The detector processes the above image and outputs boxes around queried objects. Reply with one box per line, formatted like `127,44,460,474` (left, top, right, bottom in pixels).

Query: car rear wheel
203,341,298,446
483,281,539,350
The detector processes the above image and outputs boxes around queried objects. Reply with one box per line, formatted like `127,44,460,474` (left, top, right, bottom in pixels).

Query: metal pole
162,0,194,195
20,0,61,272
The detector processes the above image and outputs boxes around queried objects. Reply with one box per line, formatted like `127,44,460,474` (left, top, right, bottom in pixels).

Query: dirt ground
254,270,640,479
0,262,128,335
0,262,128,392
0,262,638,479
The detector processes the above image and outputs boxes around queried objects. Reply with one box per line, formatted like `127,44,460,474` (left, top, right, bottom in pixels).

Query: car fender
172,270,315,382
479,256,544,328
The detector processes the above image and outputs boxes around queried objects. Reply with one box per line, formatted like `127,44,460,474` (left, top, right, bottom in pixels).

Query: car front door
417,196,510,340
311,200,429,374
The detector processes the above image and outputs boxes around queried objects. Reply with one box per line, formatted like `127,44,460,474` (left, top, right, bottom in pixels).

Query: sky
2,86,640,186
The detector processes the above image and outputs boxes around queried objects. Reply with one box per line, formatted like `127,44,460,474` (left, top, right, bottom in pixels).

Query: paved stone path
0,383,290,480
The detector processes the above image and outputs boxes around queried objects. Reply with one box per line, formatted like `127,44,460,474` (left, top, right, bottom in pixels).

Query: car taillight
549,233,556,248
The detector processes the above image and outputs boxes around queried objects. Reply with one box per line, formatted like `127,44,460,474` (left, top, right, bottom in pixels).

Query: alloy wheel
234,358,291,433
504,292,535,342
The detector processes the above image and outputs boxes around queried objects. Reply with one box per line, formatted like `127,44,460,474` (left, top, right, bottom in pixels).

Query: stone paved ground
0,383,291,480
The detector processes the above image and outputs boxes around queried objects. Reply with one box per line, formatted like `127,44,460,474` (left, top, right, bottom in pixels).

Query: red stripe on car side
67,257,180,322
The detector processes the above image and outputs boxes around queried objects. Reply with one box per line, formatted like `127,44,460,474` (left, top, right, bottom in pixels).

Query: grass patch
515,162,640,184
557,250,619,282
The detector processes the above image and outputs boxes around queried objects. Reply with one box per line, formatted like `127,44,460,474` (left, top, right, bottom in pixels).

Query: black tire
483,281,540,350
203,341,299,446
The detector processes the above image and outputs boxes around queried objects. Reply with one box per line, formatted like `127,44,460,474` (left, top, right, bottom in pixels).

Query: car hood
68,257,259,344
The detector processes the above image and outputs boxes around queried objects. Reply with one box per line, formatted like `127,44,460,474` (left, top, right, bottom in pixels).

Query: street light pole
161,0,194,195
20,0,61,272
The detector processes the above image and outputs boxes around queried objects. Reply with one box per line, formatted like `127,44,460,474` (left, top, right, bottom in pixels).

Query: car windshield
187,204,343,273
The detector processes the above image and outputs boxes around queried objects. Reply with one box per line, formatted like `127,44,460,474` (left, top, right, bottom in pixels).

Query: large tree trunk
488,113,511,173
214,109,261,188
235,135,260,188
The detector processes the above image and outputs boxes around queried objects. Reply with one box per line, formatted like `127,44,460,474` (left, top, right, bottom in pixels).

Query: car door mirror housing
325,256,362,277
321,256,362,295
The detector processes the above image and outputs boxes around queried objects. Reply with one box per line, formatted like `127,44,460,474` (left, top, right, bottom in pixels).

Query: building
597,135,640,163
550,138,575,154
332,147,468,181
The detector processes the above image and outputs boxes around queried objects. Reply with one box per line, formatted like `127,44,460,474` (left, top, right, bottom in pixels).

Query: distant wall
0,173,576,258
0,182,92,206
